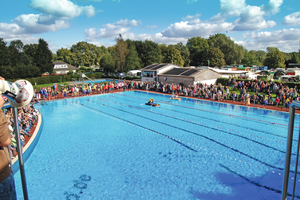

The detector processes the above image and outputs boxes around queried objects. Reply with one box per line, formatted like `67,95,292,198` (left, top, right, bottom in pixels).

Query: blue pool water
75,79,119,84
14,91,300,200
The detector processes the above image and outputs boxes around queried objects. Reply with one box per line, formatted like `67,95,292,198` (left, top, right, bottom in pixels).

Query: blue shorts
286,103,289,108
0,172,17,200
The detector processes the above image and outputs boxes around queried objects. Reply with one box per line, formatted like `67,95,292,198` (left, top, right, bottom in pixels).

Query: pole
282,104,296,200
292,124,300,200
13,107,29,200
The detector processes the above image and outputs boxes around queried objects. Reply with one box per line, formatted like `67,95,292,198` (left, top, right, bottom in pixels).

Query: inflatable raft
170,97,182,100
145,103,160,107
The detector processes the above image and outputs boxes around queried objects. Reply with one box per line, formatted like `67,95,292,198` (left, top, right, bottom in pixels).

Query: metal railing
3,103,29,200
282,101,300,200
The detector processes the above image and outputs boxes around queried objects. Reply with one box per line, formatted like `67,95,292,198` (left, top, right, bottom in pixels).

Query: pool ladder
282,101,300,200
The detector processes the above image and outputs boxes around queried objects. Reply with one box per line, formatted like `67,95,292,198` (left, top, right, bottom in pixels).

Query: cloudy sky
1,0,300,53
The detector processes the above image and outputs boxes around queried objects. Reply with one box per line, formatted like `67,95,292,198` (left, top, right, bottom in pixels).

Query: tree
56,48,73,64
264,48,285,68
70,42,101,67
134,40,162,67
203,47,226,67
100,53,115,72
208,33,245,65
242,50,261,67
187,36,208,66
27,66,41,78
23,43,38,66
34,38,53,74
160,44,184,66
0,65,14,79
250,50,266,66
174,42,190,67
266,47,280,53
125,45,141,71
67,70,74,75
0,38,11,66
115,35,129,72
9,40,32,67
290,52,300,63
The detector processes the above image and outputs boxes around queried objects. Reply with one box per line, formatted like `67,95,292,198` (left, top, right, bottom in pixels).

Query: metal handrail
2,104,29,200
282,101,300,200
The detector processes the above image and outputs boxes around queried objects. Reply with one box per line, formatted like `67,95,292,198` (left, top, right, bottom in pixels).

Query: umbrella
118,73,125,77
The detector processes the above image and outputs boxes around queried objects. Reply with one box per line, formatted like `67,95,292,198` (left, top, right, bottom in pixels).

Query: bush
94,72,103,79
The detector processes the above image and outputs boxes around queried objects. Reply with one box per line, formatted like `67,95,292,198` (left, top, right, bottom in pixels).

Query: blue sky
0,0,300,53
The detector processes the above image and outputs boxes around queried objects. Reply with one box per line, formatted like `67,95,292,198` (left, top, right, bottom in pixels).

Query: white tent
127,70,141,76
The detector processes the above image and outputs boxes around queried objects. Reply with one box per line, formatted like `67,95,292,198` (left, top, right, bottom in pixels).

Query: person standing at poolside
246,93,250,106
0,76,17,200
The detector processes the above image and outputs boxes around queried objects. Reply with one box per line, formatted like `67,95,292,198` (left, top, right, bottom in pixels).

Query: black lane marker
116,93,294,128
219,163,300,199
94,98,296,156
112,95,294,142
84,98,300,175
68,101,197,152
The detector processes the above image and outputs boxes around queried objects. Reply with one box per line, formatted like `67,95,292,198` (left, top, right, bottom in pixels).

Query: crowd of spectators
128,78,298,111
2,99,38,157
31,78,299,112
33,81,132,100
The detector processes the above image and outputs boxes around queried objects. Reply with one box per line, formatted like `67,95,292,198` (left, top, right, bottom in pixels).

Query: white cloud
0,14,70,42
182,14,201,20
13,14,70,34
220,0,246,17
30,0,96,19
85,19,141,40
216,0,281,31
241,28,300,52
232,5,276,31
0,0,97,47
187,0,198,4
147,25,158,29
283,11,300,26
161,20,233,38
85,19,188,46
115,19,141,27
261,0,283,15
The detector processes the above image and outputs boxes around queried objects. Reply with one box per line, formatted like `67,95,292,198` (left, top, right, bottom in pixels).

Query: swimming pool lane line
66,100,197,153
94,97,296,154
115,93,297,129
156,105,295,144
109,96,295,144
81,99,300,175
219,163,300,199
69,99,300,182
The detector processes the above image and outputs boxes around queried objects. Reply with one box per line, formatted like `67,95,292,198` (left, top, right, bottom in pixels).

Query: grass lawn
33,82,70,90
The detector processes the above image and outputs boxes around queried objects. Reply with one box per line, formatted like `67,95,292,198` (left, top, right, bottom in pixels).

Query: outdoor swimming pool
14,91,300,199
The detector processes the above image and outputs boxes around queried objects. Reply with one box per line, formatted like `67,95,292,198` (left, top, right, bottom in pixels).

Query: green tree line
1,33,300,80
